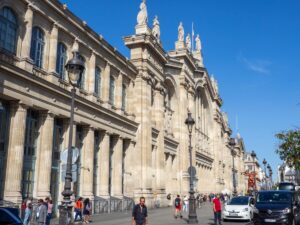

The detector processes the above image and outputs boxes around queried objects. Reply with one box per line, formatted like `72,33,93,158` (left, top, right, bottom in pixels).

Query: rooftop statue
137,0,148,25
186,33,191,51
178,22,184,42
195,34,202,52
152,15,160,41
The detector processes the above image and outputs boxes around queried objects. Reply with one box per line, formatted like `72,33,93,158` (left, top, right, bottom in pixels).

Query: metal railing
93,196,134,214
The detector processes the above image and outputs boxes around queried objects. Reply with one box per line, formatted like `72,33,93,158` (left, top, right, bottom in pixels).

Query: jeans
74,209,82,221
46,213,52,225
214,211,222,225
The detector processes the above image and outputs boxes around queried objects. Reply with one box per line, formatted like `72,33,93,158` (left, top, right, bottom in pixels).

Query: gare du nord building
0,0,246,212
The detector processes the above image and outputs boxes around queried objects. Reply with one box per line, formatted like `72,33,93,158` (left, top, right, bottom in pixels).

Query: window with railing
56,42,67,79
30,27,45,68
0,7,17,54
94,67,101,97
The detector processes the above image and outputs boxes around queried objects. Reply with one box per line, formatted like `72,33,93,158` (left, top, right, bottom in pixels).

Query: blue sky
64,0,300,179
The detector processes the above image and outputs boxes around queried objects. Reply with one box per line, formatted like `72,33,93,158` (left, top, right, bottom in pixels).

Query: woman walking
23,203,32,225
83,198,92,223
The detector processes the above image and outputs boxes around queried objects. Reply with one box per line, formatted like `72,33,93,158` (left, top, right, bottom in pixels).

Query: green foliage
275,129,300,170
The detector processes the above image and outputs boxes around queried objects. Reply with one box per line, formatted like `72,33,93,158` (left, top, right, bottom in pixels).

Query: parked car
253,190,300,225
222,196,255,222
278,182,296,191
0,207,22,225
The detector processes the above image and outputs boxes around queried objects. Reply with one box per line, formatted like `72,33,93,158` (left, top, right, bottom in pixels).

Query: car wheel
222,218,227,222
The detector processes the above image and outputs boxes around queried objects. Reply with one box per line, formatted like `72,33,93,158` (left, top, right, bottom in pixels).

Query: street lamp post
262,159,267,190
59,51,85,225
185,111,198,224
250,151,257,192
267,164,271,190
229,138,237,196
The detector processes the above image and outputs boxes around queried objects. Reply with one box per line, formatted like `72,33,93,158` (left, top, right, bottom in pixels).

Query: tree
275,129,300,171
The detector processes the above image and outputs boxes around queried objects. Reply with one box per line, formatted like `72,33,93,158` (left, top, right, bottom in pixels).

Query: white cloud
238,54,271,75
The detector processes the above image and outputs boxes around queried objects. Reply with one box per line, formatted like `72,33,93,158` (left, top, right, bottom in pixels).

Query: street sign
61,164,78,182
60,147,79,164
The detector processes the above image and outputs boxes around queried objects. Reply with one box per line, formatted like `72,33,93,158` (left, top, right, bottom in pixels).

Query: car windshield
228,197,249,205
257,192,291,204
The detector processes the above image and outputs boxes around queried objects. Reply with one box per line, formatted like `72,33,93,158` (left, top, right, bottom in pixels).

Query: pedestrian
23,202,32,225
212,194,222,225
74,197,83,222
132,197,148,225
183,195,189,212
83,198,92,223
45,197,53,225
36,199,47,225
174,195,182,219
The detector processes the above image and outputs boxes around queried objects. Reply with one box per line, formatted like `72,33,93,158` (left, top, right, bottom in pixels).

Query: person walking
36,199,47,225
23,203,32,225
132,197,148,225
174,195,182,219
212,194,222,225
45,197,53,225
74,197,83,222
83,198,92,223
183,195,189,212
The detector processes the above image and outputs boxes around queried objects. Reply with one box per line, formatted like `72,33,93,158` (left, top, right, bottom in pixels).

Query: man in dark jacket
36,199,47,225
132,197,148,225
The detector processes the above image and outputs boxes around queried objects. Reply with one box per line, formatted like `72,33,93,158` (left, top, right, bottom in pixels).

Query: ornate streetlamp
185,111,198,224
262,159,267,190
229,138,237,196
250,151,257,192
267,164,271,190
59,51,85,225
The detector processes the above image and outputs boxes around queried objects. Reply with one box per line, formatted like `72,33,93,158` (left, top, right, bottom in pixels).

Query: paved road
53,203,252,225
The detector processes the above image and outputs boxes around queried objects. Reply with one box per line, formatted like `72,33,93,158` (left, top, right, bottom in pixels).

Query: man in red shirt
212,194,222,225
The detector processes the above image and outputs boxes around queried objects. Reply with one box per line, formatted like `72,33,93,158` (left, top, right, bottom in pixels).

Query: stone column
124,140,135,197
88,52,96,94
3,102,28,203
81,126,95,199
98,131,110,198
48,23,58,73
20,5,33,60
102,62,110,105
111,136,123,198
115,72,123,112
36,111,54,199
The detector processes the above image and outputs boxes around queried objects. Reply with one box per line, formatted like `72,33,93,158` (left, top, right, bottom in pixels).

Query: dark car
278,182,296,191
253,190,300,225
0,207,22,225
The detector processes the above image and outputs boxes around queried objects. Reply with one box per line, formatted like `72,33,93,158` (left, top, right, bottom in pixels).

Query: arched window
56,42,67,79
77,54,85,89
94,67,101,96
0,7,18,54
30,27,45,68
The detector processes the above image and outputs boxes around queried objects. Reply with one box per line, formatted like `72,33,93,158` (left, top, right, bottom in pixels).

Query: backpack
175,198,180,207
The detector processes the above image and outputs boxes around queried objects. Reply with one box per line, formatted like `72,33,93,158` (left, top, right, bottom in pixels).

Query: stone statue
178,22,184,42
186,33,191,51
211,75,219,94
152,15,160,41
137,0,148,25
195,34,202,52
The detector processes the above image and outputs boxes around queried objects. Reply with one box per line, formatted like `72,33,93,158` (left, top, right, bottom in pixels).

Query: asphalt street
53,202,252,225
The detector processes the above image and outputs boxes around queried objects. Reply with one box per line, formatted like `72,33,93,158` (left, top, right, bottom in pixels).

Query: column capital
39,110,56,119
10,101,28,112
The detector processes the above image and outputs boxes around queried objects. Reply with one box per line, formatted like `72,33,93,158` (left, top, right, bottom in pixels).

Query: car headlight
253,206,259,214
224,207,227,212
242,207,249,212
283,208,291,214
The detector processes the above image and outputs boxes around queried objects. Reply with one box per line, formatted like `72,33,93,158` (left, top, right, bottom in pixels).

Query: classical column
124,140,135,197
3,102,28,203
36,111,55,199
98,131,110,197
48,23,58,73
115,72,123,112
111,136,123,198
102,62,111,105
87,51,96,94
81,126,95,199
127,81,135,116
20,5,33,60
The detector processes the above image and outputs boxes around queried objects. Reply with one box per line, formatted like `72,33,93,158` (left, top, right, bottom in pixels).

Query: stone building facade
0,0,246,211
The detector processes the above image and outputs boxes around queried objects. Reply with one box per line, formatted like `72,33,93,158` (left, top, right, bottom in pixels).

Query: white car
222,196,254,221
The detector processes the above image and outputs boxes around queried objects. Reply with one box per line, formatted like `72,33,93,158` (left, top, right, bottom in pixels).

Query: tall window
77,55,85,89
109,75,115,105
0,7,17,54
30,27,45,68
56,42,67,79
94,67,101,97
121,84,127,111
22,109,39,199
